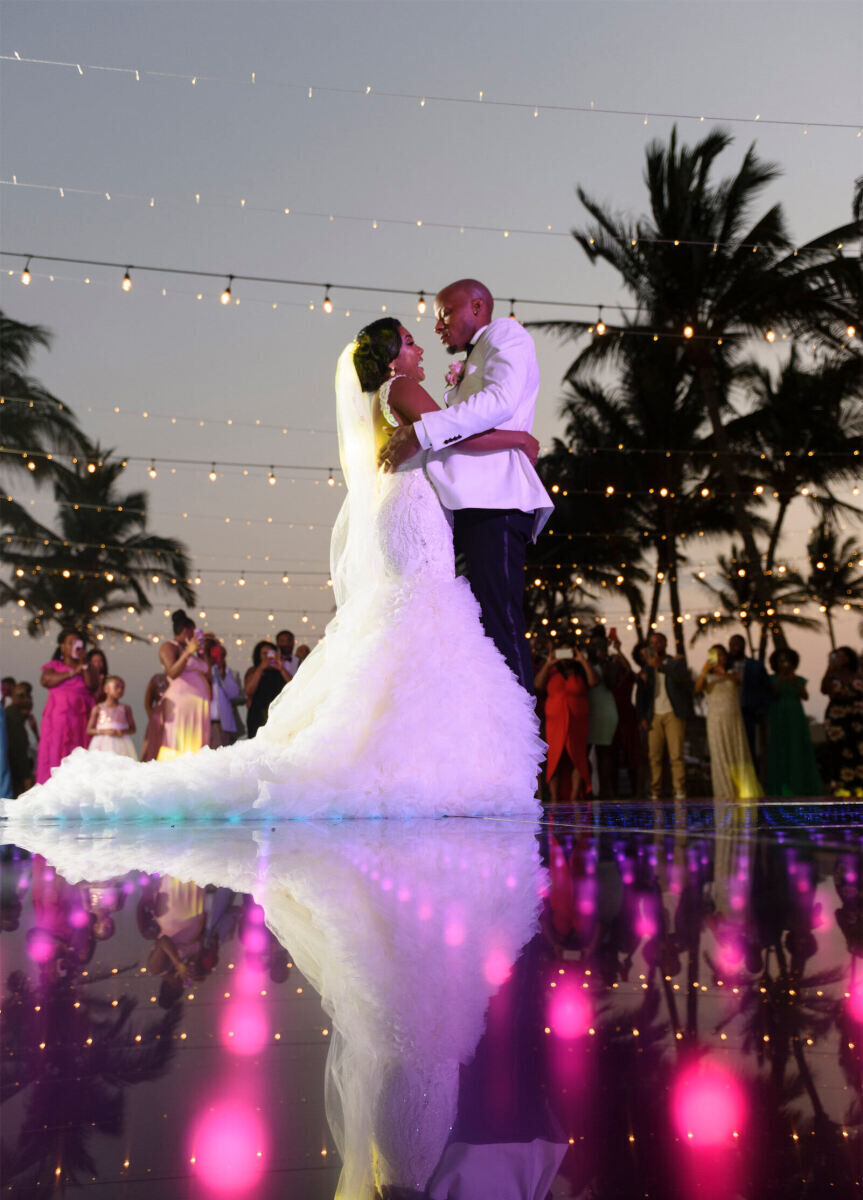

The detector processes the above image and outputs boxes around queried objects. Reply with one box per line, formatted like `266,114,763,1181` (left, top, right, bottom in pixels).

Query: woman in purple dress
35,629,98,783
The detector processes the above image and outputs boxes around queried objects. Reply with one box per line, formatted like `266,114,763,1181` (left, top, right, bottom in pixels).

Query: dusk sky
1,1,860,722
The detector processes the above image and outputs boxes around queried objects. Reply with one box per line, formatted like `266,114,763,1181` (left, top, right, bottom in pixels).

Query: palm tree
802,518,863,648
0,313,85,485
531,127,861,643
690,544,818,656
1,438,195,639
534,333,747,657
725,349,863,575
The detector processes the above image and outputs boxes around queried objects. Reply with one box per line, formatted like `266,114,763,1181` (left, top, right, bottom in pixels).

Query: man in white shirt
276,630,301,678
378,279,553,691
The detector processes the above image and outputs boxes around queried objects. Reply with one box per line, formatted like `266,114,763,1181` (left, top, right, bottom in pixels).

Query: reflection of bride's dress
8,400,543,820
5,818,561,1197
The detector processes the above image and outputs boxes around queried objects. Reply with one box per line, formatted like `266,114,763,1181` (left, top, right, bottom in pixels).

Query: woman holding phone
695,644,762,801
157,610,212,761
245,641,293,739
35,629,98,782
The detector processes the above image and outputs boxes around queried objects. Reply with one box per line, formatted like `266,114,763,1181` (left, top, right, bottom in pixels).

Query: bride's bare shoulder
385,376,440,422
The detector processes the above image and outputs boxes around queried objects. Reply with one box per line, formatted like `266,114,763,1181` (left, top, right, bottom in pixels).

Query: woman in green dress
767,648,823,798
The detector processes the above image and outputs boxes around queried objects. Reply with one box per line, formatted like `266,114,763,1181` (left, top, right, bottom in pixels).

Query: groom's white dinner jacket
414,318,554,540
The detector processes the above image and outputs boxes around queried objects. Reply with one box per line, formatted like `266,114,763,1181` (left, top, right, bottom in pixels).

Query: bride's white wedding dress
6,358,544,820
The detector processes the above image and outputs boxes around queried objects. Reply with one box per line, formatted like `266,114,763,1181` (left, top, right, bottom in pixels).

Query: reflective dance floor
1,799,861,1199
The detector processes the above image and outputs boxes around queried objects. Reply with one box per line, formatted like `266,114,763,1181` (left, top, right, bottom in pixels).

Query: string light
323,287,333,314
220,275,233,305
21,256,31,285
2,55,857,131
327,468,335,486
765,328,776,343
683,323,695,339
121,268,132,292
595,307,606,336
417,291,426,315
268,467,276,486
848,325,857,338
209,464,217,482
148,461,157,479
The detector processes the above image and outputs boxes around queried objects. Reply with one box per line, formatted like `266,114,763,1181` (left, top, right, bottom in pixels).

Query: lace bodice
375,377,455,582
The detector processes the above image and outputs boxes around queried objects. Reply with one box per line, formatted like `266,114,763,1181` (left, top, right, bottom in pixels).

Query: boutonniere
445,360,465,389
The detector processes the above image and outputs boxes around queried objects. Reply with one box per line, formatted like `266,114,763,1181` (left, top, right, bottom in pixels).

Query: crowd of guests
0,609,312,797
533,627,863,803
3,610,862,805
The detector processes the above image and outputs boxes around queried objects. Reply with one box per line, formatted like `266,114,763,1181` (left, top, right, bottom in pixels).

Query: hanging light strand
1,54,858,130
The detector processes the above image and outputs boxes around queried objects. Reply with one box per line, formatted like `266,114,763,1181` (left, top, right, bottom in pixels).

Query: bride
4,320,545,821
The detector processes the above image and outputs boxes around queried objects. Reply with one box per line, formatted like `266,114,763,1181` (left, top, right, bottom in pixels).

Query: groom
378,278,552,692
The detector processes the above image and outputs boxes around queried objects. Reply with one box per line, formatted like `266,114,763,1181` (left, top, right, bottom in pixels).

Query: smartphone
707,648,719,666
555,646,574,659
266,650,277,661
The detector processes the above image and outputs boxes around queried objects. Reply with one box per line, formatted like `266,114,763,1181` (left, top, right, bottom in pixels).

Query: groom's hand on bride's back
378,425,420,472
523,433,540,466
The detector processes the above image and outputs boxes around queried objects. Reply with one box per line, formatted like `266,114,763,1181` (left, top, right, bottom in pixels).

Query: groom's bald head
434,279,494,354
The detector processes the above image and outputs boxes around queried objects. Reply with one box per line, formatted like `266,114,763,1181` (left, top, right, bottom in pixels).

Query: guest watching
820,646,863,796
245,640,293,739
534,639,597,803
141,671,169,762
1,677,15,706
35,629,98,783
157,610,211,761
727,634,771,767
586,632,619,799
86,676,138,759
695,644,762,800
605,631,641,798
5,683,39,796
276,630,301,678
207,639,244,747
636,632,693,801
767,648,822,798
85,648,109,704
294,644,311,666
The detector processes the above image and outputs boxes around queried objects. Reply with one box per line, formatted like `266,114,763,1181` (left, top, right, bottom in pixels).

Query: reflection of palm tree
0,968,181,1194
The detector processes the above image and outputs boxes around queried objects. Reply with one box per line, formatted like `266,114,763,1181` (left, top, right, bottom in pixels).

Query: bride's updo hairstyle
353,318,402,392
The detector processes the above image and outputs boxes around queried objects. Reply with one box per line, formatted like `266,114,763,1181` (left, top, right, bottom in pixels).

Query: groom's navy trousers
453,507,535,694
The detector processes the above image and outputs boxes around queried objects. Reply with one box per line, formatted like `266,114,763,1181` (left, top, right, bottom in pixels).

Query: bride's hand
378,425,420,472
521,433,540,466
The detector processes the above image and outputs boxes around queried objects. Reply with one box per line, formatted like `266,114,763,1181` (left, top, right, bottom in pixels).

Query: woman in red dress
535,642,597,802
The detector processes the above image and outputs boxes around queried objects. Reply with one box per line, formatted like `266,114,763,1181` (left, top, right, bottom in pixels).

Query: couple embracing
5,279,553,821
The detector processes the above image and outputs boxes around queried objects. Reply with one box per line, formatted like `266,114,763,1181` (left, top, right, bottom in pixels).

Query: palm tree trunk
665,508,686,661
765,497,791,571
826,605,837,650
696,355,787,653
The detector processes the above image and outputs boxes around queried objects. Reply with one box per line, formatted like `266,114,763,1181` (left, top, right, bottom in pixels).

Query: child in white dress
86,676,138,760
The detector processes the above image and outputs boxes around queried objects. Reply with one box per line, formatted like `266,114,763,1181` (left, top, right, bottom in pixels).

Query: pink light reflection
220,1001,269,1056
848,980,863,1023
189,1101,266,1193
672,1058,746,1145
548,981,592,1039
483,948,512,987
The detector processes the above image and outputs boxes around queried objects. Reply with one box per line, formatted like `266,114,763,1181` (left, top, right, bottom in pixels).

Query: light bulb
122,269,132,292
21,258,31,285
509,299,516,320
683,325,694,339
86,462,96,474
323,290,333,314
765,329,776,343
327,469,335,486
595,307,606,336
221,276,233,305
268,468,277,486
848,325,857,339
282,573,290,584
238,576,246,587
301,613,309,623
417,292,426,315
209,465,217,482
148,462,157,479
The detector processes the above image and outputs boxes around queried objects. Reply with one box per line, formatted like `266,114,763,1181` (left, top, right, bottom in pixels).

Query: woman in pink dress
157,610,211,761
35,629,98,783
